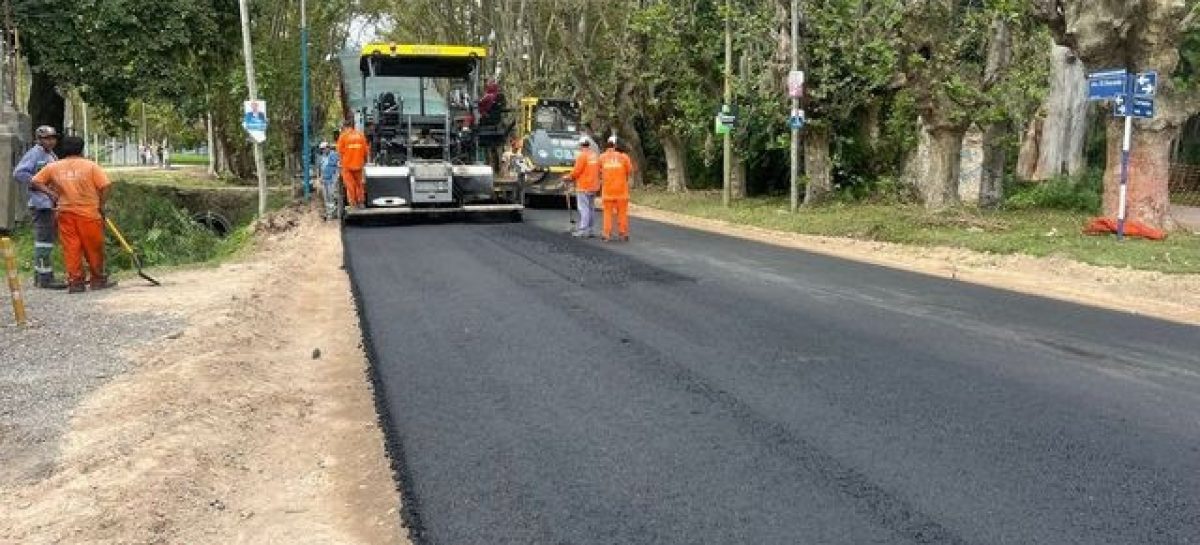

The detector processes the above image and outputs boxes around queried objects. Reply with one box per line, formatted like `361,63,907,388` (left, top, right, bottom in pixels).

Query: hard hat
607,135,618,146
35,126,58,138
578,137,590,146
319,141,329,149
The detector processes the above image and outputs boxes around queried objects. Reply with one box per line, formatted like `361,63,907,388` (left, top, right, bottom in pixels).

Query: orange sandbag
1083,217,1167,240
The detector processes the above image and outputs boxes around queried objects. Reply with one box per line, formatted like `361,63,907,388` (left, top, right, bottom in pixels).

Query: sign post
1087,68,1156,240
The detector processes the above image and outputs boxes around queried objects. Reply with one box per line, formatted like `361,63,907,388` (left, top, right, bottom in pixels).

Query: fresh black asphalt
344,209,1200,545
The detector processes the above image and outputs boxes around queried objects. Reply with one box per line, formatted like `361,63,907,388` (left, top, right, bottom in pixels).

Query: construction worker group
14,127,115,294
564,135,635,241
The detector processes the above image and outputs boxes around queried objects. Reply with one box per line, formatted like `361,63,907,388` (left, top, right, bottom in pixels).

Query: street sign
789,109,806,130
1113,95,1155,119
1134,71,1158,97
1087,69,1128,101
787,70,805,99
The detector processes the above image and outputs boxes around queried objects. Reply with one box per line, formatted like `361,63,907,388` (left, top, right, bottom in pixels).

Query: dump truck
497,97,596,204
335,43,522,222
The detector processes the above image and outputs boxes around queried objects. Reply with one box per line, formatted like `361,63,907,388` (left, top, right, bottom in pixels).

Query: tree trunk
1021,45,1088,180
730,152,747,200
859,102,882,152
980,122,1010,207
918,122,964,209
1016,116,1042,180
660,131,689,193
28,70,63,133
207,112,217,176
616,119,646,188
1104,119,1175,229
803,124,833,206
959,125,984,205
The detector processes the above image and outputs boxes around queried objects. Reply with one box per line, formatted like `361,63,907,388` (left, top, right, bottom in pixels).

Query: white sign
242,100,268,143
787,70,805,99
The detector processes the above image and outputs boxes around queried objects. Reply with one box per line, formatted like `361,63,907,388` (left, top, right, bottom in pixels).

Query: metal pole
789,0,800,213
238,0,269,216
3,237,27,327
722,0,732,208
1117,112,1132,241
300,0,311,200
82,101,89,157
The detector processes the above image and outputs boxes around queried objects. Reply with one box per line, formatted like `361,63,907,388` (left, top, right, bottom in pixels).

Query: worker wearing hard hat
12,125,66,289
318,141,340,219
599,135,635,242
565,136,601,238
336,120,370,209
30,136,115,293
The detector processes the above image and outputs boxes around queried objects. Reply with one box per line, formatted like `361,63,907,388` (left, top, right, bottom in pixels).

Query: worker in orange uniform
29,136,115,293
599,136,635,242
336,119,370,209
565,136,600,238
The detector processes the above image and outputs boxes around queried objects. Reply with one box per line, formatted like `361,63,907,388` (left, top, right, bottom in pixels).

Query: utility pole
789,0,800,213
300,0,311,201
722,0,732,208
238,0,269,216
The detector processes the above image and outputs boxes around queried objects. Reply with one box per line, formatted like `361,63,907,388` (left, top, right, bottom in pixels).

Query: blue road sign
789,109,806,130
1134,71,1158,97
1088,69,1128,101
1114,95,1155,119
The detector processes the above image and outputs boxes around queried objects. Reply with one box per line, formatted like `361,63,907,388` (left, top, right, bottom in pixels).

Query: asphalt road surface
344,210,1200,545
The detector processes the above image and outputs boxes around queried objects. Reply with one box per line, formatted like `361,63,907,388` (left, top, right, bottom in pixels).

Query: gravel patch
0,280,178,485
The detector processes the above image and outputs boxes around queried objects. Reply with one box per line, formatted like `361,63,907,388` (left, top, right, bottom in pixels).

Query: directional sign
1087,69,1128,101
1114,95,1155,119
1134,71,1158,97
1130,96,1155,119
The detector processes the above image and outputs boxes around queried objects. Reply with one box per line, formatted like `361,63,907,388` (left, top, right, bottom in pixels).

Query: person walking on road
318,141,340,219
12,125,66,289
336,120,369,209
30,136,115,293
599,136,635,242
565,136,600,238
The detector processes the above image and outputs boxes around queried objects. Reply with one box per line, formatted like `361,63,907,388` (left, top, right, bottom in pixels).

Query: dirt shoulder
632,205,1200,326
2,208,406,544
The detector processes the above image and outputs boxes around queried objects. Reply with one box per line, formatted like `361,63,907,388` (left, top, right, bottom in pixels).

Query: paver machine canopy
337,43,521,221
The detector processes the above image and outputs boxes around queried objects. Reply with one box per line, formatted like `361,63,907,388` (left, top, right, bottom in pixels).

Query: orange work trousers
602,198,629,238
342,168,366,207
58,212,105,285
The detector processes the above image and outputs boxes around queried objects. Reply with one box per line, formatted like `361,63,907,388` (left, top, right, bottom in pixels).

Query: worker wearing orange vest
599,136,635,242
565,137,601,238
336,120,370,209
30,136,115,293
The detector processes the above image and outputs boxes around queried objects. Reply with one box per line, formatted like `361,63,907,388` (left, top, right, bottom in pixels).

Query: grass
4,168,287,278
634,188,1200,275
170,153,209,166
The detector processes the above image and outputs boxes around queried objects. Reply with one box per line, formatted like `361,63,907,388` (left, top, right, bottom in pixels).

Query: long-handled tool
104,218,161,286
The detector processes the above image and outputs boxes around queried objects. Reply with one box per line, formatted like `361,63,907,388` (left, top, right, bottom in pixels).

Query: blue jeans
576,192,596,234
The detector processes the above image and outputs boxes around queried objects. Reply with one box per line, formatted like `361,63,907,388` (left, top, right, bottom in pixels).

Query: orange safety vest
568,148,601,193
337,128,370,170
599,149,634,200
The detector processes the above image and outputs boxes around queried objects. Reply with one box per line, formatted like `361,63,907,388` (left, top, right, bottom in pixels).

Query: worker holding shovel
31,136,116,293
565,136,600,238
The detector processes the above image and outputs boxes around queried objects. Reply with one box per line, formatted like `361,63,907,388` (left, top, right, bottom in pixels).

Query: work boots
89,277,119,291
34,273,68,290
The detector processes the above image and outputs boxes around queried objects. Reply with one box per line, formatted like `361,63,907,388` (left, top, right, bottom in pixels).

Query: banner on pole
242,100,268,143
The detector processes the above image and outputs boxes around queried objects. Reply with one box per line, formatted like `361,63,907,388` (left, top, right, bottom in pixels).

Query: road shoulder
632,204,1200,326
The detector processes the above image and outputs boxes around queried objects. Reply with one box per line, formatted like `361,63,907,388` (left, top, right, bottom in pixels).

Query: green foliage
1005,170,1103,213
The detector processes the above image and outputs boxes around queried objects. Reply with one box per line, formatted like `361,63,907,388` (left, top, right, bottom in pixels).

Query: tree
797,0,902,205
1034,0,1200,229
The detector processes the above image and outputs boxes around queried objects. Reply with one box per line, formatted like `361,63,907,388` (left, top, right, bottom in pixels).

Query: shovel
104,217,161,286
